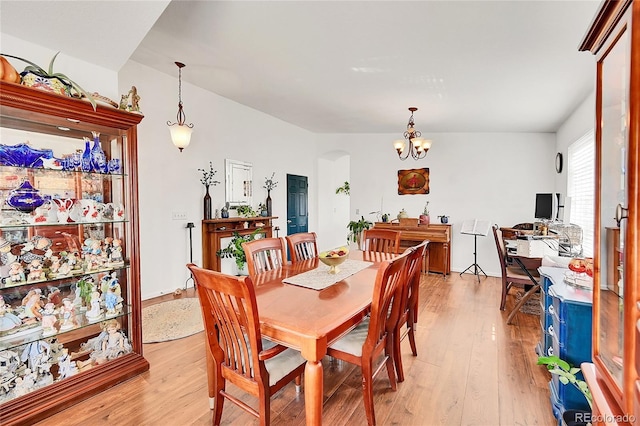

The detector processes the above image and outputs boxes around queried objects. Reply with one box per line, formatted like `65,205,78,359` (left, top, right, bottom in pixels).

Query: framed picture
398,168,430,195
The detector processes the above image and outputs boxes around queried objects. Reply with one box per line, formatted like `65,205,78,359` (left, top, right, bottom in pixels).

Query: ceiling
0,0,601,134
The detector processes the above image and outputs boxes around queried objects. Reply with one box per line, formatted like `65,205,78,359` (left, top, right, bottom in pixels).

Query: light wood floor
35,272,555,425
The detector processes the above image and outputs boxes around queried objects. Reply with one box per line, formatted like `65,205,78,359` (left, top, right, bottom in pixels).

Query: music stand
459,219,490,282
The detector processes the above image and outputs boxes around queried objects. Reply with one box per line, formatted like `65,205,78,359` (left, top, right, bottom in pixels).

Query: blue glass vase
7,180,45,212
90,131,108,173
81,137,92,172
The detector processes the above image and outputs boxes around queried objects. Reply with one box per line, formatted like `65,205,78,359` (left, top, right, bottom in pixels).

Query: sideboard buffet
0,81,148,424
579,0,640,424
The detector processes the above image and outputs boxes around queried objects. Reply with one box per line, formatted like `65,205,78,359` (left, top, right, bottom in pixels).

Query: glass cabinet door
0,103,137,406
596,23,629,391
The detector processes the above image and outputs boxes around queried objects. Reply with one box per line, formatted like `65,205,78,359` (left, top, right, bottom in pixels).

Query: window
567,130,595,257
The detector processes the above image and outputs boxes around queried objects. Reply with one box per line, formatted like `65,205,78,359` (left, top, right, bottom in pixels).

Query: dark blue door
287,174,308,235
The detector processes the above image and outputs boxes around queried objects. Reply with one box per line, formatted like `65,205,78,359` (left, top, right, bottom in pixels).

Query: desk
373,222,450,275
252,250,393,426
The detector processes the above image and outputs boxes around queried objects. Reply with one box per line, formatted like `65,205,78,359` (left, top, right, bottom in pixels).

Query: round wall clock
555,152,563,173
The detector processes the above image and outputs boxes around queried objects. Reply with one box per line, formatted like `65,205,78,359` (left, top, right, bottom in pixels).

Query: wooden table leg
304,359,323,426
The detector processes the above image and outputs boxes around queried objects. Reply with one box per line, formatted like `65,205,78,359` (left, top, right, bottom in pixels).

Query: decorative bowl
319,247,349,274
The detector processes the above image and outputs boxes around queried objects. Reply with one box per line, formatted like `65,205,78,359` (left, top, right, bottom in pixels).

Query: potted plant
1,52,97,110
347,216,372,247
236,205,257,218
419,202,430,225
538,355,592,426
258,202,268,217
216,229,262,274
335,181,350,195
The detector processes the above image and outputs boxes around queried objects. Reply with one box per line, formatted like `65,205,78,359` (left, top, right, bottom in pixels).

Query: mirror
225,159,253,208
597,25,627,388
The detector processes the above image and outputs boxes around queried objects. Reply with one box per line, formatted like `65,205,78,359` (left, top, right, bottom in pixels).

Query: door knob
615,204,629,227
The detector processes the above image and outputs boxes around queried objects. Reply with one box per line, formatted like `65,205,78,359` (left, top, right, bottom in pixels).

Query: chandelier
393,107,432,160
167,61,194,152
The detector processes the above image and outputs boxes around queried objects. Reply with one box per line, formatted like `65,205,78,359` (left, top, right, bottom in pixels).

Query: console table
202,216,277,271
373,222,451,275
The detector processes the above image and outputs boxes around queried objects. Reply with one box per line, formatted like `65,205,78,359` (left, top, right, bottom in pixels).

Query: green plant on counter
216,229,263,272
537,355,592,409
236,205,257,218
347,216,372,243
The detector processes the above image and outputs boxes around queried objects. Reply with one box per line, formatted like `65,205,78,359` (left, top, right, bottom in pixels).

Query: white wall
118,60,318,298
317,132,557,276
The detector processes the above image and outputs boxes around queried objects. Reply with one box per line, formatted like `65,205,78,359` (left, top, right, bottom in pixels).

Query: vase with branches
263,172,278,216
198,161,220,220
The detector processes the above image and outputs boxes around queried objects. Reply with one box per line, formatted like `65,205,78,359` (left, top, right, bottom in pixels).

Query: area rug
142,298,204,343
515,290,542,316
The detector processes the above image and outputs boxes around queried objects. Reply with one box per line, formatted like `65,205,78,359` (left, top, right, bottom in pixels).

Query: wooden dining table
250,250,394,426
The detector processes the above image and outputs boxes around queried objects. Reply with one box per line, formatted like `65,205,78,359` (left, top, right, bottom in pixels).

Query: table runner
283,259,373,290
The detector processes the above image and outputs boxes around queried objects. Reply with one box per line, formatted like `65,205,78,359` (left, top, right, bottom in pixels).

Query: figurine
26,258,44,281
56,348,78,379
20,340,51,374
8,262,25,284
40,303,57,335
0,296,21,332
85,291,102,321
104,284,122,316
21,289,43,320
109,238,123,265
88,319,132,364
59,298,76,330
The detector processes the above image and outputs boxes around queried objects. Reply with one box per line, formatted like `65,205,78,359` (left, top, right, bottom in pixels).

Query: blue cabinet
538,267,593,420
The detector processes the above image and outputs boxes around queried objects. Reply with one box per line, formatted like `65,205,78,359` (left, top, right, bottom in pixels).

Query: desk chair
362,229,401,255
327,251,409,425
242,237,287,277
492,225,540,324
187,264,306,426
285,232,318,263
393,240,429,382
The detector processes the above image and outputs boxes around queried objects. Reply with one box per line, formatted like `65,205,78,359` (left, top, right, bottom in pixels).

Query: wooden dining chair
492,225,540,323
186,264,306,426
361,229,401,254
393,240,429,382
242,237,287,277
327,251,409,426
285,232,318,263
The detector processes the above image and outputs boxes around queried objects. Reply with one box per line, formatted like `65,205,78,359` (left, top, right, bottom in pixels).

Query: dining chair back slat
362,229,401,255
187,264,306,425
285,232,318,263
242,237,287,277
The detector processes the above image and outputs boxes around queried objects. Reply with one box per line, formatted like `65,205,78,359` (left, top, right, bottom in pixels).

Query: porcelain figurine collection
0,317,131,403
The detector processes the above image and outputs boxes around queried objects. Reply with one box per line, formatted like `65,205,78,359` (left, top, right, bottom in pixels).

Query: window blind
567,130,595,257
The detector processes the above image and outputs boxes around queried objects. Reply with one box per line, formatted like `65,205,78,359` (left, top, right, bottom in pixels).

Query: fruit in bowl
319,247,349,274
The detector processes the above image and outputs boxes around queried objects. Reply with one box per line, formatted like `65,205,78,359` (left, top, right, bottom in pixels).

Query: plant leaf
0,53,47,74
48,52,60,75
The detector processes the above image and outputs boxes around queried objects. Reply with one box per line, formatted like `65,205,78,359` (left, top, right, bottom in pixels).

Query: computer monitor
535,193,559,221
